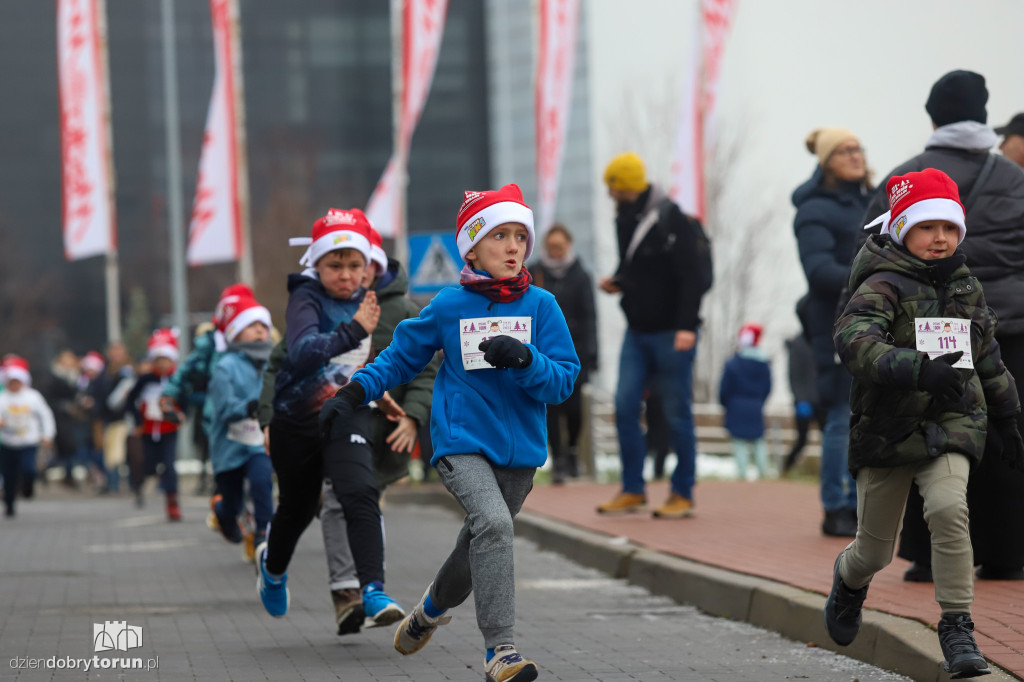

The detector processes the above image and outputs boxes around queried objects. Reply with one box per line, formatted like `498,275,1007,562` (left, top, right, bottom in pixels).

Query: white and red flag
669,0,737,220
187,0,248,266
58,0,116,261
365,0,449,238
534,0,580,234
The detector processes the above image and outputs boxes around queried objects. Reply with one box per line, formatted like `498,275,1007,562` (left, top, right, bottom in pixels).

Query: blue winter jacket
352,284,580,469
719,347,772,440
208,350,265,474
273,273,369,432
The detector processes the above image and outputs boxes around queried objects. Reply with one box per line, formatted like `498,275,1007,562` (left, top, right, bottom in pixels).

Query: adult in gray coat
861,70,1024,581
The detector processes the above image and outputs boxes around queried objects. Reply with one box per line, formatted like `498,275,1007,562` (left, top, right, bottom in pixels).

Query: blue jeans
615,329,697,499
214,452,274,543
141,433,178,495
821,399,857,511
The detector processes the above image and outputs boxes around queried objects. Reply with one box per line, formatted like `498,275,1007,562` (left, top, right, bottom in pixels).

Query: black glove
987,416,1024,471
479,335,532,369
319,381,366,440
917,352,965,407
246,400,259,419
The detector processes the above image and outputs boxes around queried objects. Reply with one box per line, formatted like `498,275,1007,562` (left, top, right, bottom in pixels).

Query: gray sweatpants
839,453,973,614
321,480,359,591
430,454,535,648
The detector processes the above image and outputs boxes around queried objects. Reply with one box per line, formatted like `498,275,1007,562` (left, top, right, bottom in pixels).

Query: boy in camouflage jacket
825,169,1023,679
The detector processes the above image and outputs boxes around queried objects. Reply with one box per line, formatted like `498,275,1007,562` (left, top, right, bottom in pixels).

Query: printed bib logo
459,316,532,371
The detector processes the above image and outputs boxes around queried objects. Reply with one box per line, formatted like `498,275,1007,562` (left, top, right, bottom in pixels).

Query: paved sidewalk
0,486,912,681
515,478,1024,681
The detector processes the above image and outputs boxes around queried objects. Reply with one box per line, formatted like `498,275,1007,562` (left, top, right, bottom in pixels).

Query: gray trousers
321,480,360,591
839,453,973,614
430,454,535,648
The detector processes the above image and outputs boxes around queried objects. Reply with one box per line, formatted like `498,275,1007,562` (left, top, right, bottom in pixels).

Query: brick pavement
522,478,1024,679
0,485,911,681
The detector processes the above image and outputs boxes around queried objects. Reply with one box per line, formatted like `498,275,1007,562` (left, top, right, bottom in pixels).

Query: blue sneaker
362,584,405,629
256,542,289,617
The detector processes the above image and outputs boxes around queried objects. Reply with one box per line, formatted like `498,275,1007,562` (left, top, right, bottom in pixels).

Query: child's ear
465,250,477,263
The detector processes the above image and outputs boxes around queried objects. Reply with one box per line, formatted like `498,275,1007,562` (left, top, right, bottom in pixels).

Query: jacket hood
791,166,869,209
375,259,408,299
848,234,970,293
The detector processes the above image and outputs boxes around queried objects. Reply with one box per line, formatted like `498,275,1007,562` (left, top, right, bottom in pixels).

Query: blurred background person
89,342,136,494
996,112,1024,169
0,356,55,516
792,127,872,537
40,350,86,489
719,323,772,481
781,327,825,475
533,223,597,484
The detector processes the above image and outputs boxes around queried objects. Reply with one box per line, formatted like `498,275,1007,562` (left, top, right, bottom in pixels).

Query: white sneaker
484,644,538,682
393,585,451,655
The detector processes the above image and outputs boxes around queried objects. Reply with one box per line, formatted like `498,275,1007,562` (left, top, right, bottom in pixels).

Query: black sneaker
824,552,868,646
938,613,991,678
822,509,857,537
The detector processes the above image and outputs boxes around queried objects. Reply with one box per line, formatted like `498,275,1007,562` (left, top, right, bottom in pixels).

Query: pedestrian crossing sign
408,233,463,294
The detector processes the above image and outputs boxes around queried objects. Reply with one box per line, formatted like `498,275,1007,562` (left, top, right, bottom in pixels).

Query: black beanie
925,70,988,127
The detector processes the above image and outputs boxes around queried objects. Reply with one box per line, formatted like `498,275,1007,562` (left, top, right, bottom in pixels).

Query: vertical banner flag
669,0,736,220
58,0,117,261
365,0,449,238
187,0,247,266
535,0,580,234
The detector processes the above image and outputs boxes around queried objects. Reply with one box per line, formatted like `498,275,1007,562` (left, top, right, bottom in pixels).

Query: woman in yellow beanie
792,127,872,538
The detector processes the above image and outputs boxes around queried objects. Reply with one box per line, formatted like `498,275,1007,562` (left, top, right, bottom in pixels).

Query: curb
386,486,1019,682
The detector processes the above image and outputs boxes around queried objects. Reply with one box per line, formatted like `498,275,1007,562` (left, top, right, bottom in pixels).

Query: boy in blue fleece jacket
206,294,275,558
321,184,580,682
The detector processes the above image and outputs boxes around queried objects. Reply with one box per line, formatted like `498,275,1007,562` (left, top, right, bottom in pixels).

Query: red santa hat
218,294,272,343
289,208,373,269
2,355,31,385
212,283,256,326
366,225,389,275
147,328,180,362
455,184,535,261
864,168,966,246
738,323,763,348
81,351,105,374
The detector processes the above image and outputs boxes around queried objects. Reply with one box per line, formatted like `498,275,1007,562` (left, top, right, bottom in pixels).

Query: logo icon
332,233,353,245
350,434,367,445
324,209,357,226
93,621,143,652
892,214,908,238
467,217,485,241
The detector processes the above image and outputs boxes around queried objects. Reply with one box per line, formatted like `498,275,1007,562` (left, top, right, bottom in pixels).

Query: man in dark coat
861,70,1024,581
596,152,707,519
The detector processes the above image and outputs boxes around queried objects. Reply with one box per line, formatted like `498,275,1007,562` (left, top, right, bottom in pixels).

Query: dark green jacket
834,234,1019,474
258,260,439,487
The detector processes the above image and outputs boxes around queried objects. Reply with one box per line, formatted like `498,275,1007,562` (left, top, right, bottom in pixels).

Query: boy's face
315,249,366,299
152,357,175,375
6,379,23,393
236,321,269,344
465,222,529,278
903,220,960,260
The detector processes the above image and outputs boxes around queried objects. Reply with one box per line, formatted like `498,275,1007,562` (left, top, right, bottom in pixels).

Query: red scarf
460,265,533,303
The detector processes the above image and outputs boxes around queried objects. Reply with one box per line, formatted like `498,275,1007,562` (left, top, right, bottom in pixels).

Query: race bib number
331,336,372,368
460,316,532,371
227,418,264,447
915,318,973,369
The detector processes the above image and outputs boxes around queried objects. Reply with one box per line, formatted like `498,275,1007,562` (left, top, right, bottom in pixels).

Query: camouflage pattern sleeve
834,273,924,390
974,307,1021,419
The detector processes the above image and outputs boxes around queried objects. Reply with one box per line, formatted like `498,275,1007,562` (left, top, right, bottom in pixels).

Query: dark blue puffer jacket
792,167,871,403
719,348,772,440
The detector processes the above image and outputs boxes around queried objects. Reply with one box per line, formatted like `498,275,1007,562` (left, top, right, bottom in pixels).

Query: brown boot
331,588,364,636
652,493,694,518
596,492,647,514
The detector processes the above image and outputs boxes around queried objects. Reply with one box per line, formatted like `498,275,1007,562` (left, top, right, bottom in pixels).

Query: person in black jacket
533,223,598,483
596,152,706,519
792,127,872,537
860,70,1024,582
